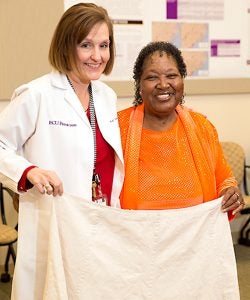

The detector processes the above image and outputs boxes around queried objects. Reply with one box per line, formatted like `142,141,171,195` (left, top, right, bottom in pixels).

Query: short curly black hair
133,41,187,105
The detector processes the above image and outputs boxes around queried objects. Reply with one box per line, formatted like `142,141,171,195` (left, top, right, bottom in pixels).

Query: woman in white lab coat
0,3,124,299
0,3,124,204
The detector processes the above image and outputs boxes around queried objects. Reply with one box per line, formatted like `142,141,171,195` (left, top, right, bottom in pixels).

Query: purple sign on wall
211,40,240,57
166,0,178,19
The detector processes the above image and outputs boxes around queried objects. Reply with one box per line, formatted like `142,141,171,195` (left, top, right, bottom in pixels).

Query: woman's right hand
27,167,63,196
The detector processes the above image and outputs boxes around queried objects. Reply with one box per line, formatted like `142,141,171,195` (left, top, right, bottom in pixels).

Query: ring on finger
44,184,53,192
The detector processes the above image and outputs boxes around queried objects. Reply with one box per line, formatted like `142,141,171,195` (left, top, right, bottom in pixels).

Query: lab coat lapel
50,71,90,126
64,90,90,125
92,83,123,164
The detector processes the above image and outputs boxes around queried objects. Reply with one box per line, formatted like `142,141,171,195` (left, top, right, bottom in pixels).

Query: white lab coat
0,72,124,299
0,71,124,207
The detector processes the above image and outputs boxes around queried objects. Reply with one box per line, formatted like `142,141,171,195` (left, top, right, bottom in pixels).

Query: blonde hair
48,3,115,81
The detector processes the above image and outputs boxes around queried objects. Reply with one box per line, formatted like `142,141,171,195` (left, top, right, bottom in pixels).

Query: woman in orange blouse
118,41,245,217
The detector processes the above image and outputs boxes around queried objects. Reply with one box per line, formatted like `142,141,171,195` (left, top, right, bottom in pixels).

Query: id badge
92,173,107,205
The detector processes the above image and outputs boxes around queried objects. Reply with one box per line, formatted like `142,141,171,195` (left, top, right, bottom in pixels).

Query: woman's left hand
221,187,245,215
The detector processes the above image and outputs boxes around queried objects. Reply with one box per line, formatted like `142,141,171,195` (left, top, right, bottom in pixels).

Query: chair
0,183,18,282
221,141,250,246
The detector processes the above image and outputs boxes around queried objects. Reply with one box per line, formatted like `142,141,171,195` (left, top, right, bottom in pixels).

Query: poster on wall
64,0,250,80
166,0,224,20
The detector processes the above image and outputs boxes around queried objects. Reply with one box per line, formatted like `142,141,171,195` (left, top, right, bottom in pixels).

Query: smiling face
140,51,184,117
75,22,110,81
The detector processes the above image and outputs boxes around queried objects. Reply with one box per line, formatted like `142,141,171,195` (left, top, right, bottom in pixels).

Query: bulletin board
65,0,250,96
1,0,250,100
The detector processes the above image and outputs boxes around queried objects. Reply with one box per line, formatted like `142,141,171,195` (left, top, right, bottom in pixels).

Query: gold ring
235,193,240,199
44,184,53,192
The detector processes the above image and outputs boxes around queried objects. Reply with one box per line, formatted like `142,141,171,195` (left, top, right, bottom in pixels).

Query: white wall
0,101,9,112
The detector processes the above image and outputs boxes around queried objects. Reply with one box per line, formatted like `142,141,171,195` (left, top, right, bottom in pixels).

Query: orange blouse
118,104,237,210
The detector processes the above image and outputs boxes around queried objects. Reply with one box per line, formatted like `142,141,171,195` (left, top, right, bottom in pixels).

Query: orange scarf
119,104,236,209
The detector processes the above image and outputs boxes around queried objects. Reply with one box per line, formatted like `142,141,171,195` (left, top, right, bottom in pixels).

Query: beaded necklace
66,75,89,112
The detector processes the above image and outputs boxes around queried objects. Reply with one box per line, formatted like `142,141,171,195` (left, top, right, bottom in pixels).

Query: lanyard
88,84,97,172
66,75,107,204
66,76,97,171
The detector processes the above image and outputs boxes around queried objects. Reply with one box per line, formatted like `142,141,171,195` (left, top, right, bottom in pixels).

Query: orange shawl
118,104,237,209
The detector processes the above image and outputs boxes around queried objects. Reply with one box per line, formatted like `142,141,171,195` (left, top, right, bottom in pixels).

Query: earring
180,94,185,105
